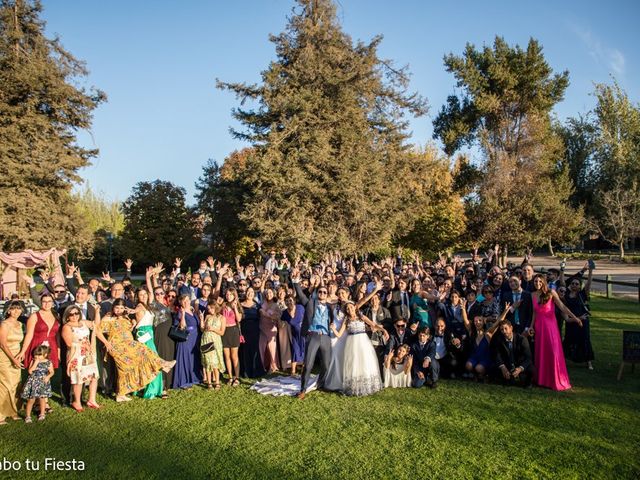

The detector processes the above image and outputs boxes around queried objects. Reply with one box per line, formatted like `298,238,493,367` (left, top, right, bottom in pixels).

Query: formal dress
533,297,571,391
563,291,594,364
410,294,431,328
240,303,265,378
101,316,164,395
324,307,347,391
21,360,52,399
277,304,293,370
25,312,59,369
68,324,99,385
136,310,163,398
342,319,383,396
282,305,305,363
383,359,412,388
151,301,175,389
259,302,280,370
201,314,225,373
172,312,202,389
0,322,23,421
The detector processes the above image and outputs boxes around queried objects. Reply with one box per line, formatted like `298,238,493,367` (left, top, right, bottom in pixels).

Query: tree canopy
0,0,105,252
214,0,428,256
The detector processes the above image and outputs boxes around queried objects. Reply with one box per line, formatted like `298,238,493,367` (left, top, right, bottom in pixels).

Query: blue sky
41,0,639,203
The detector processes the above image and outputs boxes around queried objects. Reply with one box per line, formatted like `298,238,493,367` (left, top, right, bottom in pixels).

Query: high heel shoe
86,401,101,409
71,403,84,412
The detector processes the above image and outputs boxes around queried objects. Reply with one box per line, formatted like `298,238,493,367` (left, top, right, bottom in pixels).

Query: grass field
2,296,639,479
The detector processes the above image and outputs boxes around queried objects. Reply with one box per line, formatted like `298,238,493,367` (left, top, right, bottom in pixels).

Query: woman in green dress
135,288,163,399
200,300,226,390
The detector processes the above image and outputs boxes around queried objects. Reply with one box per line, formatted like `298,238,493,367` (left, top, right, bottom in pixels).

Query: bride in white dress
332,302,386,396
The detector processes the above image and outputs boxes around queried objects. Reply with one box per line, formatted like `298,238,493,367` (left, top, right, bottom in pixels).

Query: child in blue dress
21,344,54,423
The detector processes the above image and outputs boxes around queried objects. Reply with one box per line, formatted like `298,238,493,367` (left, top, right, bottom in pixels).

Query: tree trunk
619,241,625,259
547,238,555,257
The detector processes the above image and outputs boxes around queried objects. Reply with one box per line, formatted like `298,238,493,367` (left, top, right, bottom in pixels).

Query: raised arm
552,291,582,326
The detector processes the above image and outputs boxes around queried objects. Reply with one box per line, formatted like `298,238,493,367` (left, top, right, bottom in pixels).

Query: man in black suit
410,327,439,388
492,321,534,387
432,317,463,378
501,276,533,335
384,277,411,321
292,270,334,399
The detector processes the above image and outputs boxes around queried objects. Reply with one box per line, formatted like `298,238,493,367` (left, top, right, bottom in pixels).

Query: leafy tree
394,146,466,256
0,0,105,251
556,115,596,208
589,81,640,258
433,37,581,252
73,184,124,236
120,180,201,267
216,0,427,256
195,148,255,258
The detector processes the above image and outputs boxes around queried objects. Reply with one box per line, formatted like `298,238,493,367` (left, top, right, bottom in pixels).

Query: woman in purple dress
172,294,202,389
281,296,305,376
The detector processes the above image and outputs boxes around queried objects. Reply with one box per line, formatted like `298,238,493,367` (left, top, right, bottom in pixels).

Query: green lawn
2,296,639,479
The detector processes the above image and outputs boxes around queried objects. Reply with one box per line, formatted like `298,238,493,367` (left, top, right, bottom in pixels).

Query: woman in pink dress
530,275,583,391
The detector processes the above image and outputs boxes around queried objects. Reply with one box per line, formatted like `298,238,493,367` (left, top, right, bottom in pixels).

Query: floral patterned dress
201,314,225,373
101,316,163,395
21,360,52,399
68,323,100,385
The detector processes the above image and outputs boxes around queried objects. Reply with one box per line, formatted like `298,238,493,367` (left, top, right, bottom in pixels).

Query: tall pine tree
0,0,105,251
216,0,427,255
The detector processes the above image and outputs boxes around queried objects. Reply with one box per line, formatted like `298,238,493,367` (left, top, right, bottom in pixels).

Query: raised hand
255,240,262,249
174,257,182,268
101,271,112,282
208,256,216,268
21,272,34,285
66,262,77,277
124,259,133,270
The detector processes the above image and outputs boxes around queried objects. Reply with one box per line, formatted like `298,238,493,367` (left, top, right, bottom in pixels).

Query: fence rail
537,268,640,303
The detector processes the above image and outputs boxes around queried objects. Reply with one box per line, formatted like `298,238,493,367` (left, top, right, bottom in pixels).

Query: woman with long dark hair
530,275,583,391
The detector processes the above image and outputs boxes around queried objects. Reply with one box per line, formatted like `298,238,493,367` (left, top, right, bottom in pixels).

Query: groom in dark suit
292,271,334,399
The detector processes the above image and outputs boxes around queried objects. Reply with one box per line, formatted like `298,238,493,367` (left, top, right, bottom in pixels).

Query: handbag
239,334,246,344
201,342,216,354
169,325,189,342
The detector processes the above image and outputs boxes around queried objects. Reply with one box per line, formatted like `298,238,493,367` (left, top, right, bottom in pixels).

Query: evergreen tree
120,180,201,266
433,37,582,252
216,0,427,255
0,0,105,251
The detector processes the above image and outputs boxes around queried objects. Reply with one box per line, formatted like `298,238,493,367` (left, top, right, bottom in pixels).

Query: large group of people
0,244,596,423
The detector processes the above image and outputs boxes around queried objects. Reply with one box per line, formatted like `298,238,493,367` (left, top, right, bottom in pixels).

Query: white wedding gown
342,319,383,396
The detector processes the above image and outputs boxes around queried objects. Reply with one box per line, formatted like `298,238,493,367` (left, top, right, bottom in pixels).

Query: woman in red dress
17,293,61,371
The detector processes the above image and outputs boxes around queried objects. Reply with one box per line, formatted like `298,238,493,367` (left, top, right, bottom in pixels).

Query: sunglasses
54,290,66,294
155,292,164,296
317,290,328,294
168,295,176,299
68,312,80,317
238,283,247,286
397,324,406,328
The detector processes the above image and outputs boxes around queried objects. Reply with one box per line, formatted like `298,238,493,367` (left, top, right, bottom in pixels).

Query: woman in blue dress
463,299,509,381
281,295,305,377
172,294,202,389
